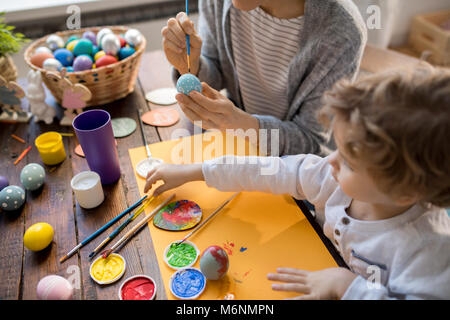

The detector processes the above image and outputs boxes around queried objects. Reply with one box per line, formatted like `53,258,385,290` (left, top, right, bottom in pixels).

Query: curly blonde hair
319,65,450,207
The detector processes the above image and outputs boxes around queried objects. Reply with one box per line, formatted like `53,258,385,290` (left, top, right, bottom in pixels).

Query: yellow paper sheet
129,131,337,300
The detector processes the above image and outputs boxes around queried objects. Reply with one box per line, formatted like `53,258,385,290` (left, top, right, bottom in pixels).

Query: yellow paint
91,254,125,283
35,132,66,165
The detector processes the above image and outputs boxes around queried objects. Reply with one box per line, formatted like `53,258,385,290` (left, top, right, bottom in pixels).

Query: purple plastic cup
73,109,121,184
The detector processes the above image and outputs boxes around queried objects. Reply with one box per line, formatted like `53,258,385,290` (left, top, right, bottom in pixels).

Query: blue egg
176,74,202,95
66,66,74,72
73,38,93,57
20,163,45,191
118,46,135,60
91,45,100,57
0,185,26,212
53,48,74,67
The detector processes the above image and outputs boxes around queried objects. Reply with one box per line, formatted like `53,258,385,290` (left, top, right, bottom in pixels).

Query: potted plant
0,12,28,81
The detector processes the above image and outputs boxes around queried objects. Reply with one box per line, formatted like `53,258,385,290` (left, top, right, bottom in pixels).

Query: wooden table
1,46,415,300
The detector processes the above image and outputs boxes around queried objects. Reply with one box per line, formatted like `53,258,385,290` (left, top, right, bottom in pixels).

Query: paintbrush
101,193,176,259
176,192,240,247
88,196,154,259
59,194,148,263
186,0,191,73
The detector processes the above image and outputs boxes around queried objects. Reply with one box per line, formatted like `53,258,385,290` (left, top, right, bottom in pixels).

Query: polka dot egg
0,185,26,212
176,74,202,95
20,163,45,191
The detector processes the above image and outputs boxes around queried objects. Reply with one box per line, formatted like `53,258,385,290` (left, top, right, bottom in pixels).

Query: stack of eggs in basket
30,28,143,72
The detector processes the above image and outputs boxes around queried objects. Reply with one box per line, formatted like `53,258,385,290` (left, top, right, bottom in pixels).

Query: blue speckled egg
118,46,135,60
176,74,202,95
0,186,26,211
54,48,74,67
20,163,45,191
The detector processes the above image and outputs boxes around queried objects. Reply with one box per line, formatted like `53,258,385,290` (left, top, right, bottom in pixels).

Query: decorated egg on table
101,33,120,56
66,39,79,52
94,50,106,61
124,28,143,47
53,48,74,67
73,55,93,71
96,55,118,68
30,52,54,68
23,222,54,251
199,245,229,280
96,28,113,48
65,35,79,47
35,46,53,55
82,30,97,46
43,58,63,71
37,275,73,300
0,185,25,211
0,176,9,192
46,34,64,51
176,74,202,95
73,38,93,57
118,46,135,60
20,163,45,191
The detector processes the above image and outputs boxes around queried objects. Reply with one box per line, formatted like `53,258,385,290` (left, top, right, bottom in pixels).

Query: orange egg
30,52,54,68
95,55,118,68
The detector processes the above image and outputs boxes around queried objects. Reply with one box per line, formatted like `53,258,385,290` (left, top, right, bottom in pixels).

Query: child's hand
176,82,259,132
267,267,357,300
161,12,202,75
143,163,204,196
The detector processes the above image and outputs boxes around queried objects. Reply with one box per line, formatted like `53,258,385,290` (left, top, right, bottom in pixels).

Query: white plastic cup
71,171,105,209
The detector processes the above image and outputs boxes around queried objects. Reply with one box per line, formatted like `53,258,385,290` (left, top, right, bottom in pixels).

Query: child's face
328,120,394,205
232,0,263,11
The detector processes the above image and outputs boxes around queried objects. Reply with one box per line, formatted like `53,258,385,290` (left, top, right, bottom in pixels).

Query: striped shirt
230,6,304,119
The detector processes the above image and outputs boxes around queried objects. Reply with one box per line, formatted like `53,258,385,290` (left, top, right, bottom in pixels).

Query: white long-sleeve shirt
202,154,450,300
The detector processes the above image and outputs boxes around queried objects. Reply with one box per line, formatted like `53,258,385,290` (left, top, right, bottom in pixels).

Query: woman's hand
161,12,202,75
144,163,204,196
267,267,357,300
177,82,260,132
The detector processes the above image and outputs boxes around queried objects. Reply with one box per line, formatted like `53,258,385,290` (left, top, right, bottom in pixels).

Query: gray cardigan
174,0,367,156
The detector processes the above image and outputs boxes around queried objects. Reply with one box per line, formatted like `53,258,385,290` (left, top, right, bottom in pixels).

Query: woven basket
24,26,146,107
0,55,18,82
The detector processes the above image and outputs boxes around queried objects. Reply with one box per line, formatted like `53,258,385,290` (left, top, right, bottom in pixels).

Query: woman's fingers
162,26,185,49
167,17,186,44
176,12,195,35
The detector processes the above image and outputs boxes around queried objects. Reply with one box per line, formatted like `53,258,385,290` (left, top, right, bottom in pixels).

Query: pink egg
37,275,73,300
30,52,54,68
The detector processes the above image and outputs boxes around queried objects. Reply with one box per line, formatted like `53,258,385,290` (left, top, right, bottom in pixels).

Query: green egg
73,39,93,57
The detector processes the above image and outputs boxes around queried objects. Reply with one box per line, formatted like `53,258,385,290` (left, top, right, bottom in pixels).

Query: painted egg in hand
0,185,25,211
176,74,202,95
20,163,45,191
199,245,229,280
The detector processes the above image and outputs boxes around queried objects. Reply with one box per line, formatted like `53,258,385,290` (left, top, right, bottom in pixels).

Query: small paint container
118,275,157,300
35,132,66,165
169,267,206,300
71,171,105,209
90,253,126,285
163,240,200,270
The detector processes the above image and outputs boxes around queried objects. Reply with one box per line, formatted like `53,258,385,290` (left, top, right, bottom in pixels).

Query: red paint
223,241,234,255
120,277,155,300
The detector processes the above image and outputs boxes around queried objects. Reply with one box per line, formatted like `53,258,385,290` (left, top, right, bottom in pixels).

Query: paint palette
169,267,206,300
153,200,202,231
163,240,200,270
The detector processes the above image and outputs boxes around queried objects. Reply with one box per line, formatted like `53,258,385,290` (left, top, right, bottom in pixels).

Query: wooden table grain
4,48,415,300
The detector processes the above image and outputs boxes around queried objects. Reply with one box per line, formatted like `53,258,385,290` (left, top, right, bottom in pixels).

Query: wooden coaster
111,117,137,138
145,88,177,105
141,108,180,127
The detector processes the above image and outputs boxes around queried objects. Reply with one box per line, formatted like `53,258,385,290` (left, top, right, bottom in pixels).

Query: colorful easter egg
118,36,127,48
118,46,135,60
199,245,229,280
124,29,143,47
82,30,97,46
91,45,99,57
46,34,64,51
101,34,120,56
20,163,45,191
73,55,93,71
95,55,118,68
0,176,9,192
35,46,53,55
96,28,113,48
66,66,74,72
66,39,79,52
0,185,25,211
30,52,54,68
176,74,202,95
53,48,74,67
23,222,54,251
65,35,79,47
37,275,73,300
94,50,106,61
73,38,93,57
43,58,63,71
